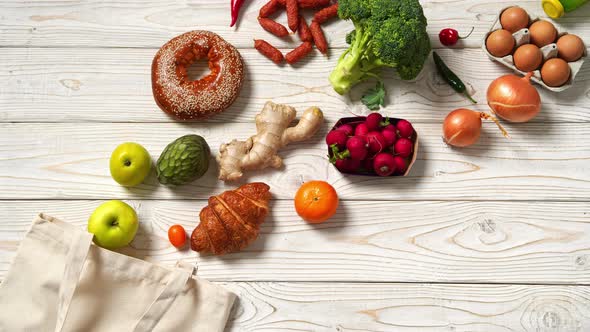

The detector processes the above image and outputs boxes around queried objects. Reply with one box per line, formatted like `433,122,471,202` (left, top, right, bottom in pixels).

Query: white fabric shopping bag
0,213,236,331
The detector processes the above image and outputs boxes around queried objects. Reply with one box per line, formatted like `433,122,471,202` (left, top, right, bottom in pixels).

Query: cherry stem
480,112,510,138
459,27,475,39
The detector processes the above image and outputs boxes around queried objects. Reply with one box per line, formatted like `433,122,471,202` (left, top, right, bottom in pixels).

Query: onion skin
487,72,541,123
443,108,482,147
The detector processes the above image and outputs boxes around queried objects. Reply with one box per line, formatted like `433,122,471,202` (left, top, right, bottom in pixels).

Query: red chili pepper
230,0,245,27
439,27,474,46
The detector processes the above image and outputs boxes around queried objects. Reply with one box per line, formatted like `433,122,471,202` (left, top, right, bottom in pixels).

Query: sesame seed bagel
152,31,244,120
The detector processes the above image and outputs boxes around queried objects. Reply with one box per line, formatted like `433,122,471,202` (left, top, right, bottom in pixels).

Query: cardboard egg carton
482,6,587,92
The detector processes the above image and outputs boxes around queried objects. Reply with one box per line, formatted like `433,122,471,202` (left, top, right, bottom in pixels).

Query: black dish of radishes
327,113,418,177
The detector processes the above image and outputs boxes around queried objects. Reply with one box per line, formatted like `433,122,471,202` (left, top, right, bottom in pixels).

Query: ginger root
217,101,324,181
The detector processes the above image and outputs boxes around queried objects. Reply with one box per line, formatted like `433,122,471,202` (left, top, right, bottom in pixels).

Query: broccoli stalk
329,0,431,109
329,23,377,95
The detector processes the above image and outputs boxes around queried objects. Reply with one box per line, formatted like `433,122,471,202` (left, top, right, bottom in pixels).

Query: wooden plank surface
222,283,590,331
0,122,589,201
1,47,589,123
1,200,589,283
1,0,589,49
1,0,590,329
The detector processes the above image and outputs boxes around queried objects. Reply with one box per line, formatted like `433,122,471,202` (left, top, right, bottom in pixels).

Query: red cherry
439,29,459,46
439,27,474,46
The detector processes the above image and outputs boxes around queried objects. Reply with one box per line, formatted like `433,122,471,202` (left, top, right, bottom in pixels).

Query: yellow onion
487,72,541,123
443,108,509,147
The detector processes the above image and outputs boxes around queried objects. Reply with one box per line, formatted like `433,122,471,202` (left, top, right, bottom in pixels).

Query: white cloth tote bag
0,213,236,331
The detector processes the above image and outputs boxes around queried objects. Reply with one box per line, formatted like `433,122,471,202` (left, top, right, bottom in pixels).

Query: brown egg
529,20,557,47
513,44,543,72
500,7,529,33
541,58,571,87
486,29,516,57
557,34,585,62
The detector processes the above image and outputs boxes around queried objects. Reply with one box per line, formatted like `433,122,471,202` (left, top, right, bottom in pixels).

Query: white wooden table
1,1,590,330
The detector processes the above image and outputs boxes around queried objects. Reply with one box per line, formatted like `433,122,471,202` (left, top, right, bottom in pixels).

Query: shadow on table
224,296,242,332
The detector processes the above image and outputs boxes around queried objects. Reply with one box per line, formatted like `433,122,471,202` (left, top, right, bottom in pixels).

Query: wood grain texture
0,122,589,201
1,200,588,283
1,0,589,49
1,0,590,328
221,283,590,331
1,47,590,123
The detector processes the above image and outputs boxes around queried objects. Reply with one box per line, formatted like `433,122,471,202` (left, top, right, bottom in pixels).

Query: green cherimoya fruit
157,135,210,185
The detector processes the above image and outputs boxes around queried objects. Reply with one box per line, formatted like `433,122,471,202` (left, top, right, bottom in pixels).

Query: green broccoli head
337,0,371,21
370,0,427,26
329,0,431,100
371,17,431,80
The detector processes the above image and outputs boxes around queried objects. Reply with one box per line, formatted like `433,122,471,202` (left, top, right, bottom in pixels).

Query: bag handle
131,264,194,332
52,225,194,332
54,229,94,332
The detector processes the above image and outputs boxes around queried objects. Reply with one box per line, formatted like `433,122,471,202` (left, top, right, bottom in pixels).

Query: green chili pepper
433,51,477,104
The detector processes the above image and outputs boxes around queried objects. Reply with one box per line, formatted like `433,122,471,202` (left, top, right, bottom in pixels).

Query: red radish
366,131,386,154
337,124,354,136
381,128,397,147
335,158,361,173
396,120,414,138
394,138,413,157
373,153,396,176
346,136,368,160
354,123,369,137
393,156,408,175
365,113,383,131
383,124,396,132
363,158,374,172
326,130,348,150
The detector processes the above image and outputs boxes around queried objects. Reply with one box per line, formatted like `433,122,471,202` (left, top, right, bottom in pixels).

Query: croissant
191,182,271,255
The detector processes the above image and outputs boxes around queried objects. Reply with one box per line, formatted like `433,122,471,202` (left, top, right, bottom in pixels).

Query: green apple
88,200,139,250
109,142,151,187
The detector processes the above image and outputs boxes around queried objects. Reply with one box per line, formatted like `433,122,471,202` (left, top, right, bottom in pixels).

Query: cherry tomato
439,27,474,46
168,225,187,248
